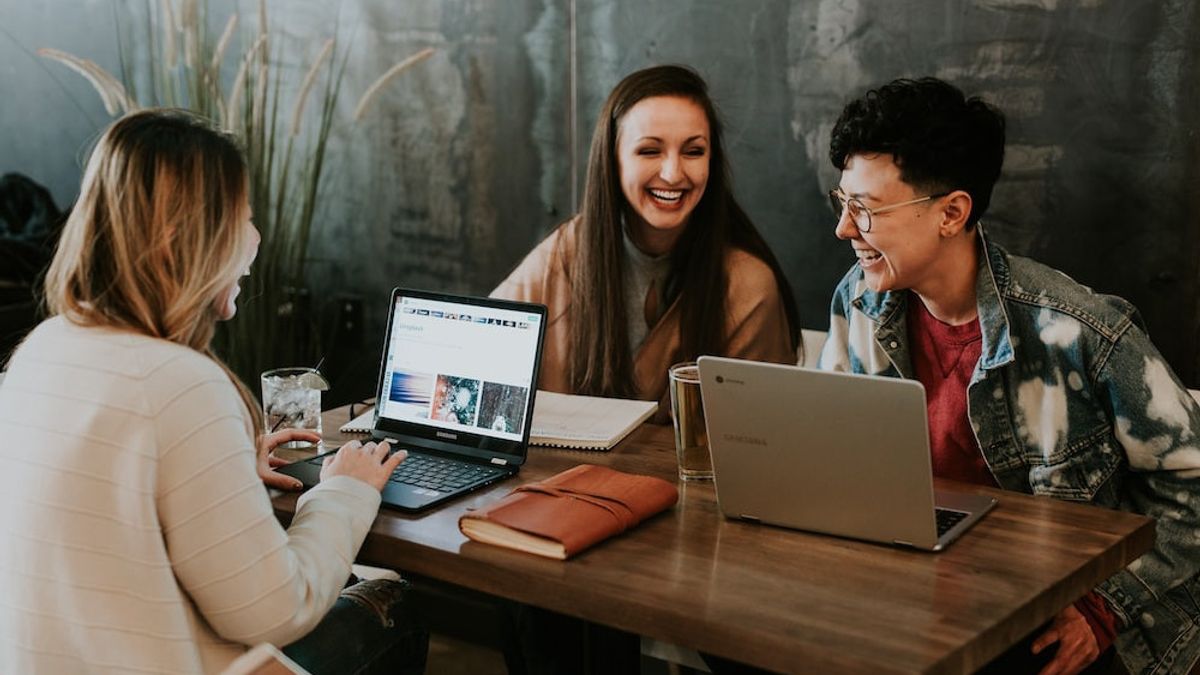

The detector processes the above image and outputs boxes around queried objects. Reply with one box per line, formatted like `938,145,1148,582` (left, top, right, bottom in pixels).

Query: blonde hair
44,109,262,431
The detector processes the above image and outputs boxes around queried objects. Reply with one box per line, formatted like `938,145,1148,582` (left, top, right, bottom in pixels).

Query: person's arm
151,358,382,647
722,256,794,365
1092,322,1200,626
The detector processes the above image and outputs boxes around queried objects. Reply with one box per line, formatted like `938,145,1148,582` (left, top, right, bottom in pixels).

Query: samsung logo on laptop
723,433,767,446
436,431,458,440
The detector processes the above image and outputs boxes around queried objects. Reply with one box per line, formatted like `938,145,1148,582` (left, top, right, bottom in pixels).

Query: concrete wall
2,0,1198,386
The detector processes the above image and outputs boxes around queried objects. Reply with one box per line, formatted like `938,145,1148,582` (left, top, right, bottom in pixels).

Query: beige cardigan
0,317,381,674
492,219,796,420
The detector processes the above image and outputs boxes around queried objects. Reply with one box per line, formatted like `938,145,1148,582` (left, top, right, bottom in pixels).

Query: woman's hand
320,440,408,491
256,429,320,491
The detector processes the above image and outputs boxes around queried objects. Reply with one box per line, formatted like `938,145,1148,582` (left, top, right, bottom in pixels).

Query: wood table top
271,405,1154,674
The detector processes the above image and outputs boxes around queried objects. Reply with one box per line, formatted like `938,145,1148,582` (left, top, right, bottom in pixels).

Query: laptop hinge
490,457,508,465
740,515,760,523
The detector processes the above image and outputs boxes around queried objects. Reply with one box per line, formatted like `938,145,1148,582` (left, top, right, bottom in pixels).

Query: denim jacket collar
850,225,1015,373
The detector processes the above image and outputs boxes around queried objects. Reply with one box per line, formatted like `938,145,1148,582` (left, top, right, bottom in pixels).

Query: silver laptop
697,356,996,551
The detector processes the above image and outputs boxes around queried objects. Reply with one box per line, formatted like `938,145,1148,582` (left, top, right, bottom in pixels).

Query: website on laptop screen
378,295,542,441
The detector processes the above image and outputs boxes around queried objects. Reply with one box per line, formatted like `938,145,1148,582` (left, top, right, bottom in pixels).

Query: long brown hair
43,109,263,431
568,65,800,396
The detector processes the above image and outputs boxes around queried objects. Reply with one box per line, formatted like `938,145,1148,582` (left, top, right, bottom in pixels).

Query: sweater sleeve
150,355,381,647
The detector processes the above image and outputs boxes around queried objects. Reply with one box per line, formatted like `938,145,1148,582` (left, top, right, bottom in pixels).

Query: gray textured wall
2,0,1198,387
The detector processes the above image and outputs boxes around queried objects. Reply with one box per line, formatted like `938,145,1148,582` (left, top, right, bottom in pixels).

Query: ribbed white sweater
0,317,382,674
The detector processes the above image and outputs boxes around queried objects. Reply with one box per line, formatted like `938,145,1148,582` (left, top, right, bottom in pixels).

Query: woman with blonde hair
0,109,426,674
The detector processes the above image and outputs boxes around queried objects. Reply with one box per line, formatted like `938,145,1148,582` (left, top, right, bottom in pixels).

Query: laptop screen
373,289,546,461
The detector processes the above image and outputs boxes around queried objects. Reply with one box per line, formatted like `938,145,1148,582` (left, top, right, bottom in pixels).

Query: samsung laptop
279,288,547,512
696,356,996,551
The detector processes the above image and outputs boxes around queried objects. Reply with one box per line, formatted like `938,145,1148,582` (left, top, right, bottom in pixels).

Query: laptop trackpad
382,482,439,509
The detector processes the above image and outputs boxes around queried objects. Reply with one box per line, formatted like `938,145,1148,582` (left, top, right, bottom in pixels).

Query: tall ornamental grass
41,0,432,386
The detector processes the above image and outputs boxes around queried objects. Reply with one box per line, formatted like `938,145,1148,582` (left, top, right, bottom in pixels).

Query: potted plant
39,0,432,385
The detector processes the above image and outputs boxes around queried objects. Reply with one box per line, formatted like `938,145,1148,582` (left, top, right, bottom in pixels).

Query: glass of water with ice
261,367,327,449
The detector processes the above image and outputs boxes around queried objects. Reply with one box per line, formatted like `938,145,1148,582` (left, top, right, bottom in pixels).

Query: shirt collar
851,224,1014,371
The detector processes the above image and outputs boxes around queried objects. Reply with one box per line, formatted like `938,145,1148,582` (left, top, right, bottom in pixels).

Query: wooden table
272,406,1154,674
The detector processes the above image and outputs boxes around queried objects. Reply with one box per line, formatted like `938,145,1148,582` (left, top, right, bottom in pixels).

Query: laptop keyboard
306,451,505,492
388,453,505,491
935,508,969,536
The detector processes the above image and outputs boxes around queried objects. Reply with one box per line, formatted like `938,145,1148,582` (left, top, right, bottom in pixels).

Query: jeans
283,578,428,675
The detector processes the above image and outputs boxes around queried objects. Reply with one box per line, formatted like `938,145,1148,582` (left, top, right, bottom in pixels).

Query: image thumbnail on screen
431,375,480,426
476,382,529,434
388,370,434,418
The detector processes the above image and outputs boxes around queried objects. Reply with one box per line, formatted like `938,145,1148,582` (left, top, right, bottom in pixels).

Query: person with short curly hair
820,77,1200,675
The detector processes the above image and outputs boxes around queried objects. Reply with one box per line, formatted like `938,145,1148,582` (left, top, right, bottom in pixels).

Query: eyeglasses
827,188,949,233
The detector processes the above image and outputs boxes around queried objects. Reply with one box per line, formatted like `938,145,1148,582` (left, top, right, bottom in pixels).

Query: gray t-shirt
622,231,672,353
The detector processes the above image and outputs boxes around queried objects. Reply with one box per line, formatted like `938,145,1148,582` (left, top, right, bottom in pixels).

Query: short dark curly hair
829,77,1005,228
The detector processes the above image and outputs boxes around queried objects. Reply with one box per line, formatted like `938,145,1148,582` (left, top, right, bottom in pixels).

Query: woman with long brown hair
480,65,800,673
494,64,800,416
0,109,426,674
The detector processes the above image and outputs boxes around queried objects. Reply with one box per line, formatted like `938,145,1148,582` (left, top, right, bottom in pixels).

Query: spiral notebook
341,390,657,451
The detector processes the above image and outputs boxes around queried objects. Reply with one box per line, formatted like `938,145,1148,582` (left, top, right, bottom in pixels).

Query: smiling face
214,195,261,321
834,153,950,294
616,95,711,255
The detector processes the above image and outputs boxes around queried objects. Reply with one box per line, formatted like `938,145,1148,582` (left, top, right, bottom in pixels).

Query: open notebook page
529,391,657,450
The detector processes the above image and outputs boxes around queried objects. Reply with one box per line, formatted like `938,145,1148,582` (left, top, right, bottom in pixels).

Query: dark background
3,0,1197,402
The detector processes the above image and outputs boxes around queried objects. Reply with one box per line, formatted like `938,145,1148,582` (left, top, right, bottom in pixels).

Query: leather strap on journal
511,483,639,531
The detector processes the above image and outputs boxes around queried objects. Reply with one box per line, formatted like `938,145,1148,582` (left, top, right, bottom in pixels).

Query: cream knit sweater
0,317,382,674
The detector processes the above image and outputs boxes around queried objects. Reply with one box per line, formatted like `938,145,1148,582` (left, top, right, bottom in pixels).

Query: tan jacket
492,219,796,421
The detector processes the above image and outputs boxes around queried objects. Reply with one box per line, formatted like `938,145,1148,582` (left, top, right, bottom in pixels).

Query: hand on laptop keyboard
320,440,409,492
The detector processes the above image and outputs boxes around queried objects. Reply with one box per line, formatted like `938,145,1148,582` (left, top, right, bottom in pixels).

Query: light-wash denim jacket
818,228,1200,675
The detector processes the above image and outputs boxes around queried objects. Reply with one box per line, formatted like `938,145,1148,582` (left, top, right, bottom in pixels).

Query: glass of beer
669,361,712,481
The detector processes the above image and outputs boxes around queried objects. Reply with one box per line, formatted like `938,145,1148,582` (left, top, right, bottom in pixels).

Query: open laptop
279,288,547,512
696,356,996,551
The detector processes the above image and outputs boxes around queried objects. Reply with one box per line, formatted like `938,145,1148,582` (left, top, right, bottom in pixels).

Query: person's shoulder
72,322,229,395
996,246,1139,336
723,248,778,297
541,217,580,265
493,218,578,301
9,317,230,414
17,316,201,373
511,218,576,273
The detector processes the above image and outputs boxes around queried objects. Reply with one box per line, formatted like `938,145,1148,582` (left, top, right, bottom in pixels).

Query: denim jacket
818,228,1200,675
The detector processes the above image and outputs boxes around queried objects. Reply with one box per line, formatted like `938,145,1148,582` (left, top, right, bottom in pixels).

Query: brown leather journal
458,464,679,559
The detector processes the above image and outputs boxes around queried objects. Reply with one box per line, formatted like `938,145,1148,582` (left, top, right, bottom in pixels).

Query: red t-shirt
906,294,1118,652
906,295,993,487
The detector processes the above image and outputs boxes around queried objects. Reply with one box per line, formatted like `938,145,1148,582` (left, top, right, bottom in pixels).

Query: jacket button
889,341,898,349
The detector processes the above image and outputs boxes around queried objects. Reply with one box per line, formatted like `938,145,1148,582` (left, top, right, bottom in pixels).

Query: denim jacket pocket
1025,424,1123,502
